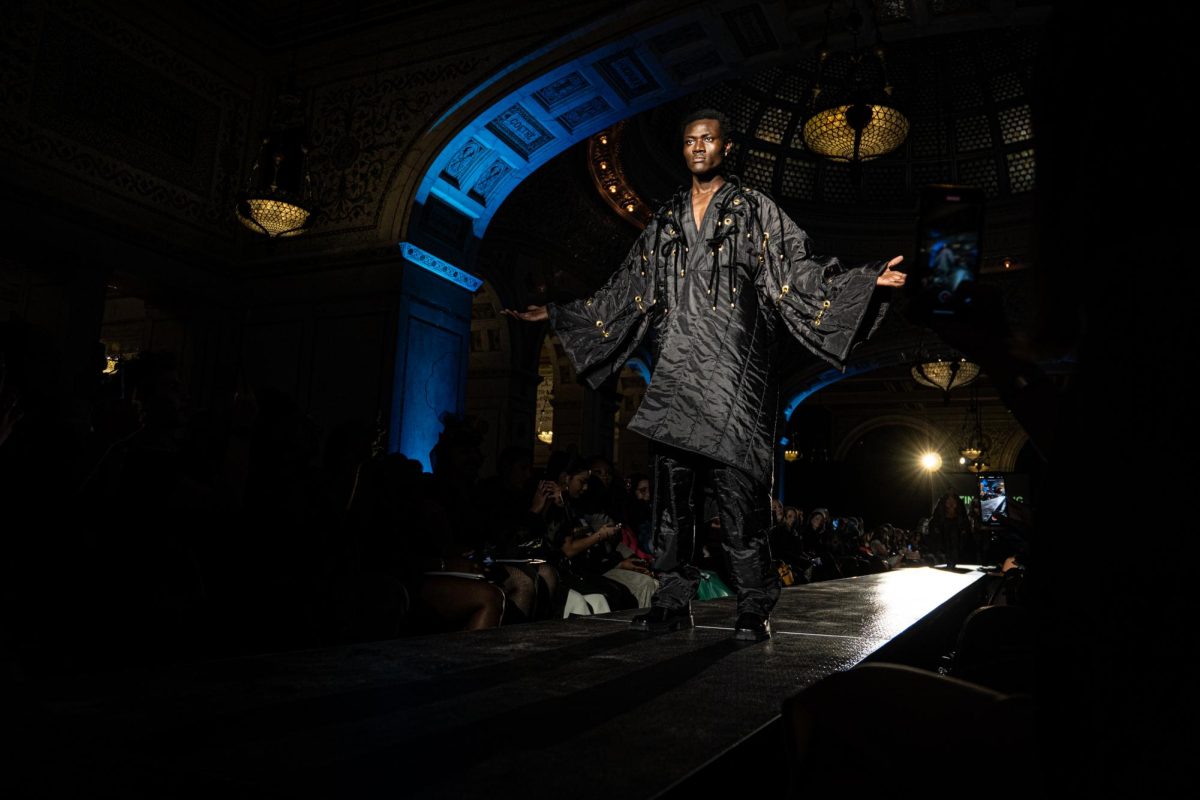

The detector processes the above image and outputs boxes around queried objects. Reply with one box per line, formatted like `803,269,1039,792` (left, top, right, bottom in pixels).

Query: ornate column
389,243,478,470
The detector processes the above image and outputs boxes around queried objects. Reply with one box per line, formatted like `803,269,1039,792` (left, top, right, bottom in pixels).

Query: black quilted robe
547,177,892,486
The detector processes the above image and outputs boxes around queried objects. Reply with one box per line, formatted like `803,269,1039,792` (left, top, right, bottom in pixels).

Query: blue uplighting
626,356,652,385
782,361,881,422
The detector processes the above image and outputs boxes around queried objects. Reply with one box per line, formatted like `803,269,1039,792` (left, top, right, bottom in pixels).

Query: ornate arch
388,0,800,267
833,415,945,462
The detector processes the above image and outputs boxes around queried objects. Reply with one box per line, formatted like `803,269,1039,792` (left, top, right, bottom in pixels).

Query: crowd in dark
0,342,1029,678
767,492,1024,585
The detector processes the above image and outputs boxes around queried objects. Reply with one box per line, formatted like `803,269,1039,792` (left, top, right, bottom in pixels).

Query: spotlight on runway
920,451,942,471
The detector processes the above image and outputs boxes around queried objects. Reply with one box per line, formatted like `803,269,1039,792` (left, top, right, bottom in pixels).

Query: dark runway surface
28,567,985,798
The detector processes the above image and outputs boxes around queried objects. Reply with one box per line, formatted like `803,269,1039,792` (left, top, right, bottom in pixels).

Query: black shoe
630,604,694,632
733,612,771,641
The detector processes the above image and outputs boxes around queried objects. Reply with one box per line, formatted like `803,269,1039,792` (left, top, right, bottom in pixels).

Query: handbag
696,569,733,600
777,559,796,587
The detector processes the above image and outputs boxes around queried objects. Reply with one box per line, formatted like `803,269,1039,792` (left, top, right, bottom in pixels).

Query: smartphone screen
978,473,1007,525
913,185,985,315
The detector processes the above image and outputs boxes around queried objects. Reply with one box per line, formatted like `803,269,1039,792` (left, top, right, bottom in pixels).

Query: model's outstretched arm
503,221,657,389
502,305,548,322
877,256,907,287
755,201,904,370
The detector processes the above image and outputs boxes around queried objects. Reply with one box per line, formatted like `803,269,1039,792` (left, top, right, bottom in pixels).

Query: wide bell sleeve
546,222,656,390
754,201,891,371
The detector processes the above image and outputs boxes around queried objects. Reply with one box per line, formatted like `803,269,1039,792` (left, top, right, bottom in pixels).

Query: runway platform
24,566,988,797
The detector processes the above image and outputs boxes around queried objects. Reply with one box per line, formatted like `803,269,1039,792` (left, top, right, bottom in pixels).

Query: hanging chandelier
236,92,313,238
802,0,908,165
911,357,980,395
535,362,555,445
956,384,992,473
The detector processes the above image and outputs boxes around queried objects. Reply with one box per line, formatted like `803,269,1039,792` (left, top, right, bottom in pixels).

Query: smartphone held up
906,184,986,318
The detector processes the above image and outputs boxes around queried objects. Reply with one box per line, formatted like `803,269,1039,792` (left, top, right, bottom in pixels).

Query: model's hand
501,305,548,322
876,255,906,287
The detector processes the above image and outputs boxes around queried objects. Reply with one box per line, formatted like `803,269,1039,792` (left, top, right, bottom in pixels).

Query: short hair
679,108,736,142
545,450,589,482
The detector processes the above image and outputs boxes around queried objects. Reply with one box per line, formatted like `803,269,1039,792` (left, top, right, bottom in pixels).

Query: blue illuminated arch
408,2,795,247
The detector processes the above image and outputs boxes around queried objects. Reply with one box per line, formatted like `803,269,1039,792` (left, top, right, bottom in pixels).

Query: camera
906,184,985,318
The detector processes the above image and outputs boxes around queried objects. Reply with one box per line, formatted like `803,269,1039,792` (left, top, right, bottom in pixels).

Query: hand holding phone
909,184,985,318
531,480,560,513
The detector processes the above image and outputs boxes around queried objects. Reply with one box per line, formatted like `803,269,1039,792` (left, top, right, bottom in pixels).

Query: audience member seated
527,451,641,615
927,493,972,567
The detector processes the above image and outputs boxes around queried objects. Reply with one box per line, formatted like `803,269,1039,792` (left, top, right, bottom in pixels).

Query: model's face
682,119,731,176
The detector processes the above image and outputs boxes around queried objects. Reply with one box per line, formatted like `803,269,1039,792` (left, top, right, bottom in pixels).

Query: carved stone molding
304,54,491,241
0,0,252,243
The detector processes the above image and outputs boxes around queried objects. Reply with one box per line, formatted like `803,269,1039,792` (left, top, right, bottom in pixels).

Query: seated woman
349,450,505,634
534,451,650,614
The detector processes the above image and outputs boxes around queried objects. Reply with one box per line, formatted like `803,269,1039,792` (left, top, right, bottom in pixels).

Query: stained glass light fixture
957,384,993,473
236,93,313,237
911,357,980,397
803,0,908,165
535,360,555,445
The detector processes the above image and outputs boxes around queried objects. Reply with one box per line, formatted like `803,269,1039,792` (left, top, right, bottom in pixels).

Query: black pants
649,443,781,617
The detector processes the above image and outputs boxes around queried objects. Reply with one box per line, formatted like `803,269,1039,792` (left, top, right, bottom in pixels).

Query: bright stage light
920,452,942,471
